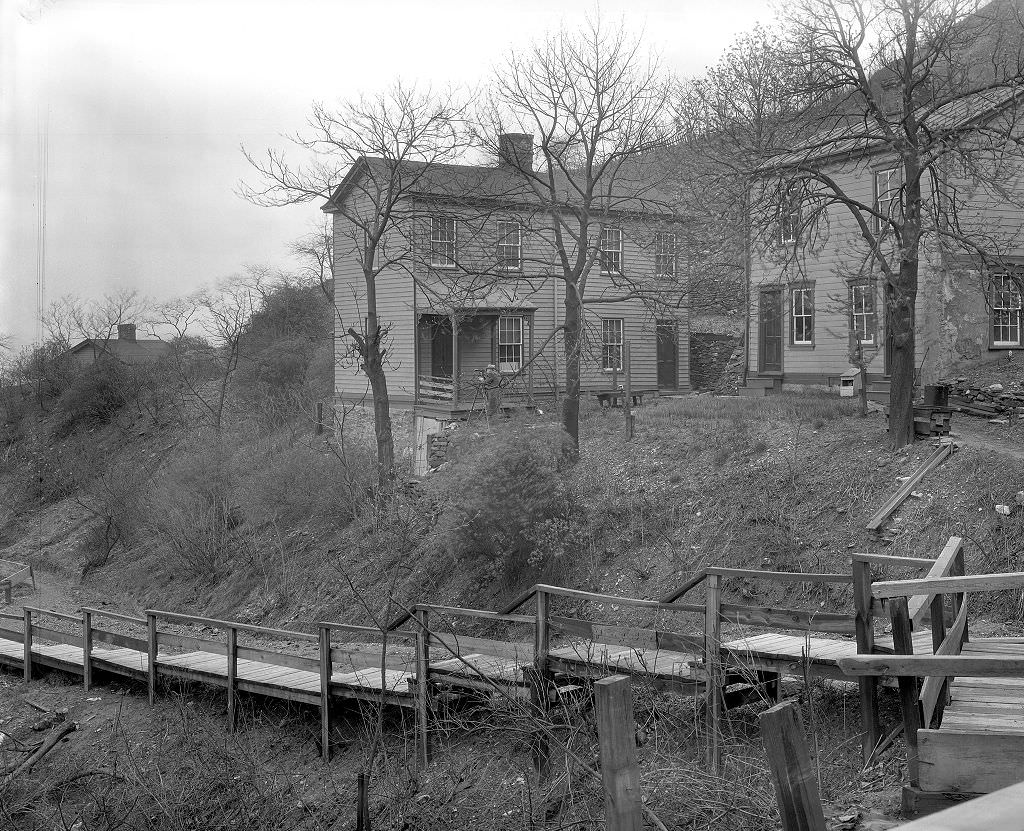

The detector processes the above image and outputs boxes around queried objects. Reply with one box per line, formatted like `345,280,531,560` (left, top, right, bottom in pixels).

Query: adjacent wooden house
67,323,172,367
323,135,690,461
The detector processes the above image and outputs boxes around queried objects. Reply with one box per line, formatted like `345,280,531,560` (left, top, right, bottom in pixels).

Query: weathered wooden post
319,624,332,762
852,557,880,763
595,674,642,831
2,580,11,606
414,607,431,769
623,340,634,440
22,607,32,682
147,612,158,706
890,596,922,786
82,610,93,692
532,588,551,777
356,770,371,831
760,701,826,831
315,402,324,436
704,573,723,771
226,626,238,732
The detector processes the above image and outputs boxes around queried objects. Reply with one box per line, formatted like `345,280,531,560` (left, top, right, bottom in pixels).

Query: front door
430,317,453,378
656,320,678,388
759,289,783,373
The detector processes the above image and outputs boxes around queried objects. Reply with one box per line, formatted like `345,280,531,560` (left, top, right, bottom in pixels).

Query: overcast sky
1,0,776,349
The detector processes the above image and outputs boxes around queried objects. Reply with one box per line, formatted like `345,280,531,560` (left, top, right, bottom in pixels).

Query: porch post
451,314,460,405
528,313,535,399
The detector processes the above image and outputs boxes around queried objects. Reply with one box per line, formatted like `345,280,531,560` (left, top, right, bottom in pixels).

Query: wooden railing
418,375,454,401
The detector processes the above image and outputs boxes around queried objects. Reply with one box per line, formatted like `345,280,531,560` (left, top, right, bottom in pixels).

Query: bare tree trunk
888,276,917,449
561,284,582,453
363,335,395,486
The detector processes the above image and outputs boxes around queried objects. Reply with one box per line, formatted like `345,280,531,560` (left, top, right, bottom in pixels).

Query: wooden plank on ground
866,444,952,532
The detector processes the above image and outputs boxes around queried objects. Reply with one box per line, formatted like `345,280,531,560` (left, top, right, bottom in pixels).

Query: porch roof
419,297,539,315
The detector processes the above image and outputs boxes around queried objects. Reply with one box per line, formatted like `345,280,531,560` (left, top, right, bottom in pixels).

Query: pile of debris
938,376,1024,421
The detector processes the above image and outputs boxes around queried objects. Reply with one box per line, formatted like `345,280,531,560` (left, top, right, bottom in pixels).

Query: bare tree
43,289,148,353
761,0,1024,447
481,18,678,450
242,83,472,487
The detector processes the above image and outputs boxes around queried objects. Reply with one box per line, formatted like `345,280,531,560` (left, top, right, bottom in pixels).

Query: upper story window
850,280,877,346
602,318,624,370
496,220,522,271
497,315,523,372
599,227,623,274
430,216,456,268
873,167,901,234
779,183,802,244
654,232,677,279
791,284,814,346
992,273,1023,347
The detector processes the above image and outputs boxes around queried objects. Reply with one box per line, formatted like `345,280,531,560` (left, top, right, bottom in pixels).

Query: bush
53,362,128,435
428,417,582,583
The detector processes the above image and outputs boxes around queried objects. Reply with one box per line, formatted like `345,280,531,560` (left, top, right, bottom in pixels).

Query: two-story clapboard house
323,135,690,465
745,89,1024,401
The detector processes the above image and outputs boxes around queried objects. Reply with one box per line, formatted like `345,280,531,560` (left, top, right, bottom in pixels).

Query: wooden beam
896,780,1024,830
319,625,332,763
705,567,852,584
874,571,1024,600
890,597,921,787
908,538,964,626
852,558,880,764
226,627,238,732
759,701,826,831
82,611,92,692
147,613,157,705
837,653,1024,677
866,443,952,532
595,675,642,831
705,573,722,772
532,589,551,778
719,604,857,635
851,553,936,568
22,607,32,683
414,609,431,770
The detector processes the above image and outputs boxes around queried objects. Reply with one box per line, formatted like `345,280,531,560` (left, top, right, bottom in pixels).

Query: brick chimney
117,323,137,342
498,133,534,172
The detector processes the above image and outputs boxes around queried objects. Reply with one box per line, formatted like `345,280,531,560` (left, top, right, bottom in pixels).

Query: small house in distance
68,324,172,367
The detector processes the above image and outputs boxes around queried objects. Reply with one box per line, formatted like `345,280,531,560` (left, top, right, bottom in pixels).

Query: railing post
595,675,642,831
226,626,238,732
852,558,880,763
2,580,10,606
22,607,32,682
951,547,967,643
704,573,723,772
890,596,921,787
147,612,158,706
82,610,93,692
415,608,431,769
760,701,827,831
532,589,551,777
319,624,332,762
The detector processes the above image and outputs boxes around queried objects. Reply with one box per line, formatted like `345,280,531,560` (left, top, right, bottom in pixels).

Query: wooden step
919,728,1024,793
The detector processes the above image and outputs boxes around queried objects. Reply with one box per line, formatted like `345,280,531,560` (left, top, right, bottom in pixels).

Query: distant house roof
322,153,681,219
68,337,172,362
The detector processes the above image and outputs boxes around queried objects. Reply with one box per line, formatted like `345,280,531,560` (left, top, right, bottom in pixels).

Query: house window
654,232,677,278
779,183,801,244
791,285,814,345
850,281,877,345
599,227,622,274
496,220,522,271
430,216,456,268
602,318,624,370
874,167,901,234
497,315,523,372
992,273,1023,347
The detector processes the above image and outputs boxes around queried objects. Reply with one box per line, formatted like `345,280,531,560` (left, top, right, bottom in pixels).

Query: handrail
850,552,936,568
414,604,535,625
658,570,709,603
24,606,81,623
705,567,853,584
905,537,963,624
146,609,319,642
872,570,1024,599
81,607,147,626
496,585,540,616
838,653,1024,677
532,584,704,613
319,620,419,641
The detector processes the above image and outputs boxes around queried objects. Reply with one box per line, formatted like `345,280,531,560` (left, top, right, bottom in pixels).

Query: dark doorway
430,317,453,378
656,320,678,388
759,289,783,373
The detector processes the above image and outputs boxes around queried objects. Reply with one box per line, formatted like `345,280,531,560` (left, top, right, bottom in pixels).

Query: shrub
428,417,582,583
53,362,129,435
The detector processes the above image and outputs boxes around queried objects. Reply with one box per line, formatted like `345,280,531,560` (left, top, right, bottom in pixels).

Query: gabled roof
69,338,173,360
322,154,681,219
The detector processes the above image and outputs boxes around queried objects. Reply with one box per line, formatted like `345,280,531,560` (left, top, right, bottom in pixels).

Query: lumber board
839,654,1024,676
156,632,228,655
89,630,148,651
146,609,318,642
235,645,318,672
873,572,1024,600
706,567,853,584
850,553,936,568
866,444,952,532
719,604,857,635
24,606,80,623
531,584,703,614
81,607,147,626
919,729,1024,793
908,538,964,625
30,625,83,647
897,780,1024,829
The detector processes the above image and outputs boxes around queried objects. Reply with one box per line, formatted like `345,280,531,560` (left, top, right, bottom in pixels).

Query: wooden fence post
760,701,826,831
2,580,10,606
415,608,431,769
147,612,158,706
532,589,551,777
22,607,32,682
356,769,370,831
952,547,967,643
226,626,238,732
82,610,93,692
890,596,922,787
704,573,723,772
623,341,634,441
319,625,332,762
852,558,880,763
595,675,642,831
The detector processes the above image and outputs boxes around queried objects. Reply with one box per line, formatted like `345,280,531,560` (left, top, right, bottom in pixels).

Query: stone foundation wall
690,334,742,391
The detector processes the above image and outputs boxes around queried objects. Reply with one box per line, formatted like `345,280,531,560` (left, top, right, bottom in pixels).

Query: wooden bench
593,388,658,408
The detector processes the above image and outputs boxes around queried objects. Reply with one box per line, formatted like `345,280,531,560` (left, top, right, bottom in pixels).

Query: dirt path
950,421,1024,460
